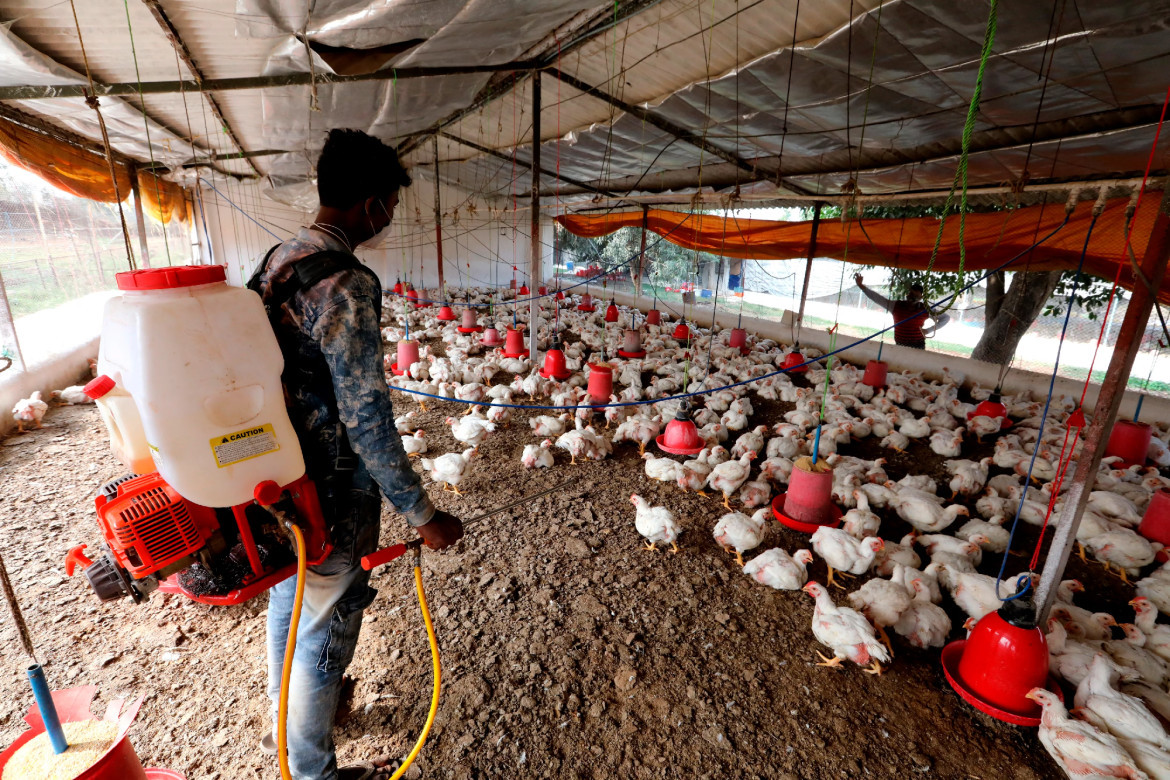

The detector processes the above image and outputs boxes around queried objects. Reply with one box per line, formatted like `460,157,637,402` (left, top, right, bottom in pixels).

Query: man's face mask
364,198,395,249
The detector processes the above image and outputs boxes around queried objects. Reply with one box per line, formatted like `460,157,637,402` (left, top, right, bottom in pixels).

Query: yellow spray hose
390,554,441,780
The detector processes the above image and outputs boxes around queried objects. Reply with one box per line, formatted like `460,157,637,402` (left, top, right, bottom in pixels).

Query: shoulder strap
260,248,382,328
246,243,282,295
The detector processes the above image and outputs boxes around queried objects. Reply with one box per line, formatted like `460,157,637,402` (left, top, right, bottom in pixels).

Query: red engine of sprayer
67,473,331,606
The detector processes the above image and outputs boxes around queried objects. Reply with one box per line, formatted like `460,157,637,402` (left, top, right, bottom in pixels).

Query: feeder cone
942,596,1060,727
437,304,457,321
510,279,517,290
773,458,843,533
481,327,505,347
617,329,646,359
656,407,704,455
578,293,596,312
539,346,572,380
1139,489,1170,559
1105,419,1152,467
457,309,483,334
0,686,185,779
729,327,748,353
519,284,530,296
392,280,404,295
862,360,888,388
391,339,420,376
966,393,1012,431
586,364,614,405
502,327,529,359
555,289,565,301
672,322,691,343
605,301,619,322
780,350,808,374
645,308,662,326
538,286,548,296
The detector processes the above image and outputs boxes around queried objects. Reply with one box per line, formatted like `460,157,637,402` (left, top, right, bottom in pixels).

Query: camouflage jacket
252,227,434,530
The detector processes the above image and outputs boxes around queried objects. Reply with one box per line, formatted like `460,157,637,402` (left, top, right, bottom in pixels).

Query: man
251,128,463,780
854,273,949,349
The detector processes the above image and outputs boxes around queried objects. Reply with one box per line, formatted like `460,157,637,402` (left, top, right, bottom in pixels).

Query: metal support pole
432,135,445,296
0,269,25,372
128,165,151,268
1035,180,1170,622
529,72,542,361
794,202,823,343
635,206,648,300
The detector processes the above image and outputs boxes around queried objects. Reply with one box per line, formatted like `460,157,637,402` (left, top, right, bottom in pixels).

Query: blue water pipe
26,664,67,754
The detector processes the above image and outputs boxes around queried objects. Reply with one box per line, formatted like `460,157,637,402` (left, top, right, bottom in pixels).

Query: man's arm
313,288,436,527
853,273,894,311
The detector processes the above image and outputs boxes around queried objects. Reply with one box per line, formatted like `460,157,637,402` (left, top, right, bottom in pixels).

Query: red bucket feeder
780,350,808,374
617,329,646,359
862,360,888,388
539,347,572,380
966,397,1013,431
586,364,614,405
772,459,842,532
406,287,430,309
392,280,405,295
510,279,517,290
538,285,548,296
519,284,530,296
502,327,529,359
942,599,1061,727
555,289,565,301
437,304,457,321
1139,489,1170,559
672,322,691,343
605,301,619,322
645,309,662,326
729,327,748,355
656,414,705,455
0,686,185,779
457,309,483,333
391,339,420,376
481,327,505,347
578,293,596,312
1105,419,1152,467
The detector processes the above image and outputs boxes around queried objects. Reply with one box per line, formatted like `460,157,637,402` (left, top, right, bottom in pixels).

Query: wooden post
635,205,648,300
794,202,822,343
128,165,151,268
432,134,445,296
1035,182,1170,622
0,269,24,372
529,71,542,361
185,191,202,263
30,196,62,292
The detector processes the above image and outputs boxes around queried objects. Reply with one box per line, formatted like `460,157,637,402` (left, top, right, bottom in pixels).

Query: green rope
925,0,999,313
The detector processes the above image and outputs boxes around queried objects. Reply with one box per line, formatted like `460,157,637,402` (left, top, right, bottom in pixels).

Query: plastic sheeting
557,197,1170,304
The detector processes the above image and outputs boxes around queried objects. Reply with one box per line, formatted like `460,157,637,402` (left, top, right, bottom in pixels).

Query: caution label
210,423,279,468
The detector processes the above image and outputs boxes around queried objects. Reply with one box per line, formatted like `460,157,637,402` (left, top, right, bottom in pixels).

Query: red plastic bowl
941,640,1063,727
656,418,704,455
771,492,843,533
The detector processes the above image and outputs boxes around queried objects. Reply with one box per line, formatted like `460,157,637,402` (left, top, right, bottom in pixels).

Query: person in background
251,129,463,780
854,273,950,349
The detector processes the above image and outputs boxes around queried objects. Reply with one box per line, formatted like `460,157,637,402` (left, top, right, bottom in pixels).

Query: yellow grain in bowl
3,719,119,780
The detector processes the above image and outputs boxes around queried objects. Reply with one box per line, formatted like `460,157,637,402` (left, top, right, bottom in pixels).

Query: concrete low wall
608,290,1170,425
0,338,98,436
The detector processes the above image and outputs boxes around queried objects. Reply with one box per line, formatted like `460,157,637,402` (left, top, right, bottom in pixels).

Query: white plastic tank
83,375,155,475
97,265,305,507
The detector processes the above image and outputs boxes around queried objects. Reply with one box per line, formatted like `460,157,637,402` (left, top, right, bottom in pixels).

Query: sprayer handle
64,544,92,577
361,543,408,570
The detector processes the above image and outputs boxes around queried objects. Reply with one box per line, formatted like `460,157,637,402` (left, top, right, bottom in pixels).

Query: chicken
613,415,662,456
1088,491,1144,527
1047,617,1109,688
12,391,48,432
521,439,555,469
738,479,772,509
446,414,497,448
630,494,681,552
945,457,991,498
530,413,571,437
968,415,1005,441
847,577,913,651
731,425,768,459
401,430,427,458
889,490,969,533
803,582,890,675
929,427,964,457
643,452,683,483
419,448,476,494
707,452,756,510
395,411,420,434
1105,624,1169,687
49,386,93,405
1053,607,1119,643
1136,565,1170,614
842,490,881,539
955,515,1010,553
1086,531,1158,582
872,533,922,576
810,527,884,589
1027,688,1146,780
1130,597,1170,662
879,431,909,453
898,416,932,439
916,534,985,567
938,565,1021,621
677,449,714,495
1075,653,1170,751
712,508,769,565
892,578,952,649
743,548,813,590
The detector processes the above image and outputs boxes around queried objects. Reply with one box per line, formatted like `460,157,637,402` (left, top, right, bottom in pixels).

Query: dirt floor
4,356,1152,779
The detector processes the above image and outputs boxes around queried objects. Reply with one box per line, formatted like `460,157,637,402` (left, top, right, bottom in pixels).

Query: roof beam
0,61,539,101
140,0,260,176
438,131,617,199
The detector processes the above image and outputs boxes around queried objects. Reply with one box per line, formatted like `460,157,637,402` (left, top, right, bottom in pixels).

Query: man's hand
854,273,864,287
416,510,464,550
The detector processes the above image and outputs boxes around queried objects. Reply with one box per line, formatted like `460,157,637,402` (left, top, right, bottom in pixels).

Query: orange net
557,197,1170,304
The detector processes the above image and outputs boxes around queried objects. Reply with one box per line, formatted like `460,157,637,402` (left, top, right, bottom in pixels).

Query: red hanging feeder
645,309,662,325
1105,419,1152,467
862,360,888,388
656,408,705,455
672,322,691,344
457,309,483,333
586,364,614,405
578,293,596,312
772,458,843,533
555,289,566,301
539,345,573,380
519,284,530,296
617,329,646,359
501,327,529,359
728,327,749,355
390,340,420,377
942,596,1062,727
392,279,404,295
780,350,809,374
538,285,548,295
481,327,505,347
405,287,430,309
436,304,457,321
1139,489,1170,560
605,301,619,322
966,395,1013,431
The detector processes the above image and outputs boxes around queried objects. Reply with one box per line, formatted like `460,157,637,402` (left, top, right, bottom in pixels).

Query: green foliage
1044,272,1119,320
555,224,720,284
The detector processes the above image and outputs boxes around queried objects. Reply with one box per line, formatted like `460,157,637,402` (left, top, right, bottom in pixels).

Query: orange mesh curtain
557,198,1170,304
0,116,132,202
137,170,188,224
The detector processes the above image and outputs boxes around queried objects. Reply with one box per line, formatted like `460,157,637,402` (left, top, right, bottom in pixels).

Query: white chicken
737,479,772,509
889,490,968,533
530,413,571,437
810,527,884,589
643,452,683,483
891,578,952,649
743,548,813,590
847,577,913,651
712,509,769,566
945,457,991,498
677,449,714,495
1074,653,1170,751
928,427,964,457
419,448,476,494
50,386,93,405
446,414,497,448
1130,597,1170,662
1027,688,1146,780
707,452,756,510
12,391,48,433
521,439,555,469
842,490,881,539
1085,530,1158,582
803,582,890,675
630,494,681,552
401,430,427,458
612,416,662,456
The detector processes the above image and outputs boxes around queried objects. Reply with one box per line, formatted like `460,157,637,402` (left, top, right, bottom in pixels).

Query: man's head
316,129,411,245
908,282,924,302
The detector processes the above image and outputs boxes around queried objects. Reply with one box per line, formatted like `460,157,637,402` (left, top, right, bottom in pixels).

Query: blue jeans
267,474,382,779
